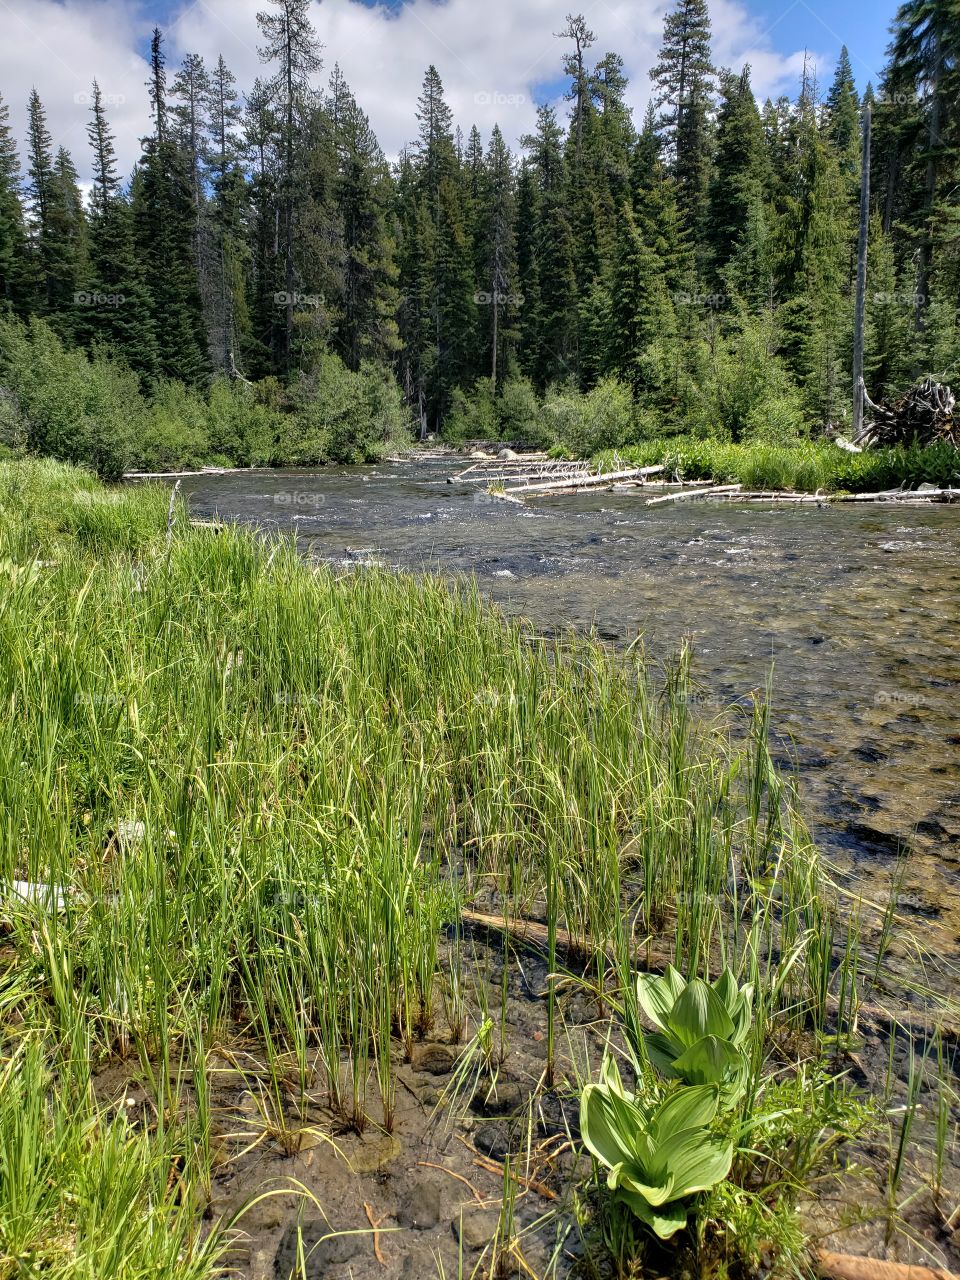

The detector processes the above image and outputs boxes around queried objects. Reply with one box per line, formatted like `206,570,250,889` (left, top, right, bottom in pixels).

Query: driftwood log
459,910,960,1039
854,377,958,449
501,465,664,496
817,1251,958,1280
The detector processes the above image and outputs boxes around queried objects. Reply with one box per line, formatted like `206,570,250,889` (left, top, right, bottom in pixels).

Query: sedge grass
0,458,945,1275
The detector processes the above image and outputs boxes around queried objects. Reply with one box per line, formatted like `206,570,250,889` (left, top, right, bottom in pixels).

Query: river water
178,459,960,955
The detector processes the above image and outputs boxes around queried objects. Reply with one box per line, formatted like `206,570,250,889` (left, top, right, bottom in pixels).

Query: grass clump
596,438,960,494
0,459,948,1279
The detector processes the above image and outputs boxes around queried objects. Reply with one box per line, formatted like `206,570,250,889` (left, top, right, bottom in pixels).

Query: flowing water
178,458,960,956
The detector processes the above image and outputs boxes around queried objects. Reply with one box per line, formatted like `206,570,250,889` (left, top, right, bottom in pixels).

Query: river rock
396,1175,444,1229
474,1119,511,1160
349,1132,402,1174
412,1043,456,1075
471,1080,524,1117
401,1244,441,1278
274,1221,362,1277
453,1208,500,1251
497,448,518,460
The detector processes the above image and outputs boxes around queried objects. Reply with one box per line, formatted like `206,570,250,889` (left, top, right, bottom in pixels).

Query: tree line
0,0,957,460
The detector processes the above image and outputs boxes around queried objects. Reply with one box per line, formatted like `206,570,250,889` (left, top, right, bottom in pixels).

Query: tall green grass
596,438,960,494
0,460,899,1274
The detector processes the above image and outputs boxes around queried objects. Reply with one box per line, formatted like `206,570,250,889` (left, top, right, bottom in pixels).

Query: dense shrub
0,317,144,479
284,352,411,464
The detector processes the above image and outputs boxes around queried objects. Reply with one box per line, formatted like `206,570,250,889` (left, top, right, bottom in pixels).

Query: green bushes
0,316,413,475
282,351,411,464
0,317,141,479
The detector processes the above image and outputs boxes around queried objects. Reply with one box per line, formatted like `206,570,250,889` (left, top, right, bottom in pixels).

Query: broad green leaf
616,1165,676,1206
617,1189,690,1239
666,1134,734,1198
670,1034,743,1087
649,1084,719,1140
642,1030,682,1076
712,968,738,1012
636,965,685,1030
666,979,735,1047
580,1085,638,1172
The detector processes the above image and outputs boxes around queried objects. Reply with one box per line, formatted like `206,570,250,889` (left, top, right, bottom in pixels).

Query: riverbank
592,439,960,495
1,458,957,1280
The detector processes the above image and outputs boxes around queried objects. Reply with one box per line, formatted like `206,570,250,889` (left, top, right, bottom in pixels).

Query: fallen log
502,465,664,495
838,488,960,502
646,484,743,505
459,910,960,1038
817,1250,959,1280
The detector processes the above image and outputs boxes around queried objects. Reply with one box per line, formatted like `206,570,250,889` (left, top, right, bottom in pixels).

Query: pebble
453,1208,500,1251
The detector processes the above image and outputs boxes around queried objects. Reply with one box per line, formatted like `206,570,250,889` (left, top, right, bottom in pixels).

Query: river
178,458,960,957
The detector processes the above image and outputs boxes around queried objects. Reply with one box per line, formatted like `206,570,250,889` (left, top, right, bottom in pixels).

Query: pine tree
706,66,770,295
556,13,596,162
81,81,158,379
650,0,716,251
522,105,578,388
205,55,250,377
133,29,208,383
326,67,400,369
24,93,86,337
256,0,324,371
885,0,959,329
824,46,861,180
475,125,519,388
0,92,27,314
605,201,671,392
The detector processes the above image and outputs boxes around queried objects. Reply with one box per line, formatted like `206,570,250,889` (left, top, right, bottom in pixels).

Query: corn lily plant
580,1054,733,1239
635,966,753,1107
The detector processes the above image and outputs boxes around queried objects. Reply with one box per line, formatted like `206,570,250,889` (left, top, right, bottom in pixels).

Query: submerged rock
453,1208,500,1251
396,1176,443,1230
274,1221,363,1278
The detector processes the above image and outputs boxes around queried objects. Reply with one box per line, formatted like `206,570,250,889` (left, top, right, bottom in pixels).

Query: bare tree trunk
853,104,871,438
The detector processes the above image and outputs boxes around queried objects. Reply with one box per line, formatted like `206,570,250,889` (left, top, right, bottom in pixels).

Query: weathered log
502,465,664,495
817,1250,958,1280
646,484,743,505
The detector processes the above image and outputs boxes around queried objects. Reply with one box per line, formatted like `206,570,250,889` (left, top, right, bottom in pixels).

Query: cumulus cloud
0,0,829,186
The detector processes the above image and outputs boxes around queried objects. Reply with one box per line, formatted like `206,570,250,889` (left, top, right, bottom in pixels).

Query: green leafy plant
581,1054,733,1239
635,966,753,1107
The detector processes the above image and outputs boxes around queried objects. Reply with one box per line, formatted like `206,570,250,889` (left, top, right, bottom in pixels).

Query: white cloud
0,0,152,186
0,0,830,187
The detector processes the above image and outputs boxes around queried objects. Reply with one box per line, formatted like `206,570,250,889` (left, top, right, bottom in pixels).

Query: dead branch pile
855,377,958,448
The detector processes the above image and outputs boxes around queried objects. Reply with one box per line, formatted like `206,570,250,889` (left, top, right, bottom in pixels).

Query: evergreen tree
650,0,716,252
82,81,158,379
205,55,250,377
706,67,770,295
326,67,400,369
824,46,861,180
256,0,324,371
522,105,578,388
0,92,27,314
133,29,208,383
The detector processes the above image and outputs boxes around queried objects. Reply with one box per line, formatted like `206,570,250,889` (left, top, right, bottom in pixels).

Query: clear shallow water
178,459,960,951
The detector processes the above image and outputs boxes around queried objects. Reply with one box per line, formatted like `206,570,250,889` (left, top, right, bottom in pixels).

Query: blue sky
1,0,895,188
